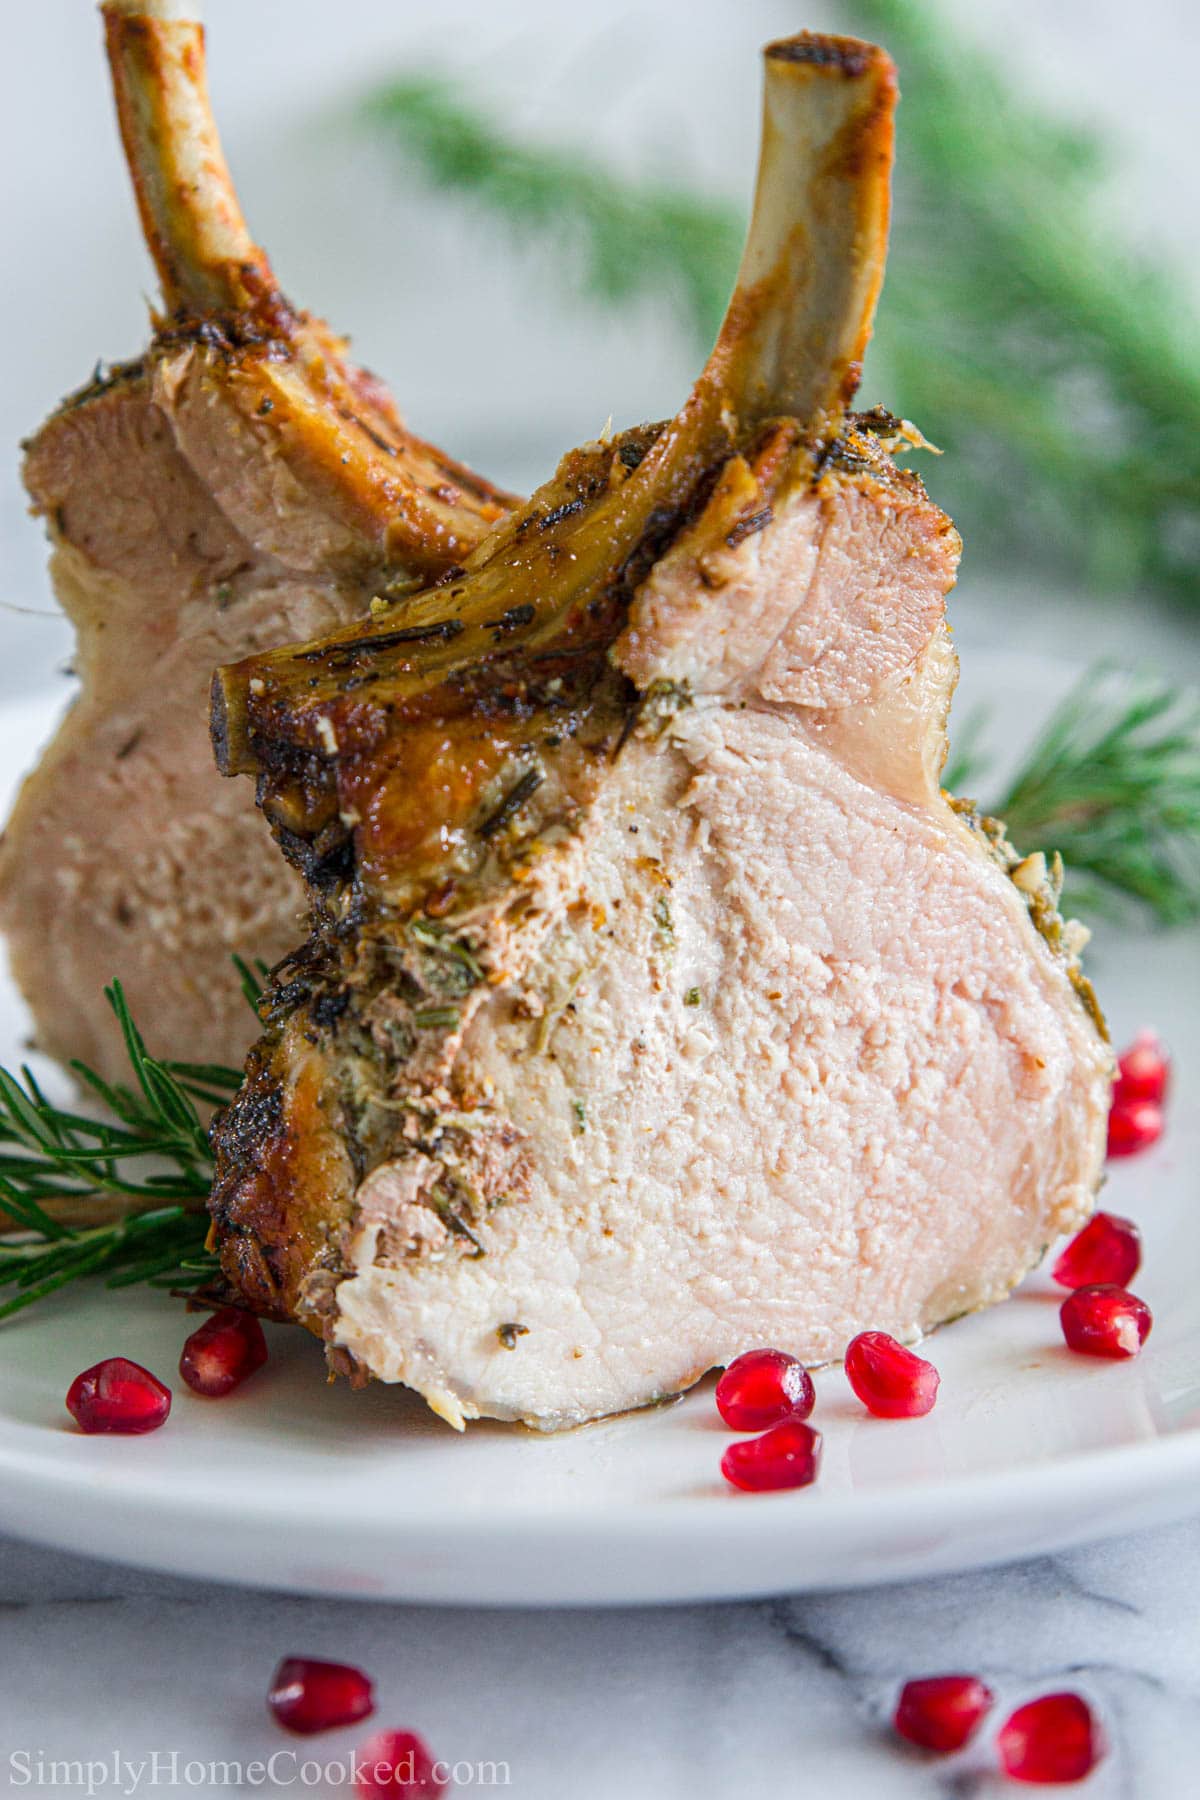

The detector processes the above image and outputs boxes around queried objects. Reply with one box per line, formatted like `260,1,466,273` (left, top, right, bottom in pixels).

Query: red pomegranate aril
716,1348,815,1430
1113,1030,1170,1108
1051,1211,1142,1290
844,1331,940,1418
893,1674,995,1754
997,1692,1105,1785
1106,1097,1163,1159
1060,1284,1152,1359
356,1730,448,1798
179,1306,268,1397
268,1657,375,1736
65,1357,171,1434
720,1419,822,1492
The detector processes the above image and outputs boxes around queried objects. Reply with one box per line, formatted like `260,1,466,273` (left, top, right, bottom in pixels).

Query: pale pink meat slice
207,32,1111,1430
0,2,511,1081
332,559,1108,1428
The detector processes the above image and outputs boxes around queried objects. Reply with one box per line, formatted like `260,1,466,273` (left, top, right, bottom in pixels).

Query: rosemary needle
0,981,224,1319
949,666,1200,925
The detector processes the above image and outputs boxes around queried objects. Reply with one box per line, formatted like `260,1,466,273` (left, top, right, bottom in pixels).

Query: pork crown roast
207,32,1113,1430
240,33,1105,1428
0,0,515,1082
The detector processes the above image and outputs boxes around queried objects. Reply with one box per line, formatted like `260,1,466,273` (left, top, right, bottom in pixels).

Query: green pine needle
0,1208,211,1322
232,953,270,1015
949,666,1200,924
0,981,227,1321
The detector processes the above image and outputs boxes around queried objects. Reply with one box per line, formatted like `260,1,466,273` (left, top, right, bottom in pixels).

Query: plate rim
1,674,1197,1603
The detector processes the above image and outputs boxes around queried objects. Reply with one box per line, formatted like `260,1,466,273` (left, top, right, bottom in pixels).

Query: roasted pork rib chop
209,34,1112,1429
0,0,512,1082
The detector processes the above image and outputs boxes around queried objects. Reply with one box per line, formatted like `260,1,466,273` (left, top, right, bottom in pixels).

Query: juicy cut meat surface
205,32,1111,1428
340,618,1108,1426
209,423,1110,1429
4,339,509,1080
0,4,512,1081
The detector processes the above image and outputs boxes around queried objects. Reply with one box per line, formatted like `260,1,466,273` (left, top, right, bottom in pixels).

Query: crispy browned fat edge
764,30,882,74
208,31,899,784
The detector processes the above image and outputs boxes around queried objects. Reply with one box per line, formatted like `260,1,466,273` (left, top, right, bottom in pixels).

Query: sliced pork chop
0,0,513,1081
208,33,1112,1429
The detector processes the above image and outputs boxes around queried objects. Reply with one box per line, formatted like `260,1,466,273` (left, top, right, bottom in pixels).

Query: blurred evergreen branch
947,667,1200,925
851,0,1200,600
359,4,1200,603
360,76,743,351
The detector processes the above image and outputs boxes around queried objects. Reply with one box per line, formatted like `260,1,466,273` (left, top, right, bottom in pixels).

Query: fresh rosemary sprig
358,6,1200,601
948,667,1200,925
0,1209,215,1323
232,952,270,1014
0,981,224,1320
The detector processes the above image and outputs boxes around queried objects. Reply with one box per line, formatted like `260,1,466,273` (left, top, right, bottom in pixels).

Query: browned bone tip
101,1,279,320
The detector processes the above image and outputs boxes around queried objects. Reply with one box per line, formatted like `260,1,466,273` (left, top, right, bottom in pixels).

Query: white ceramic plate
0,662,1196,1606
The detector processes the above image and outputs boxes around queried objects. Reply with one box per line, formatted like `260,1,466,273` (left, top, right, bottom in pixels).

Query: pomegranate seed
893,1674,995,1754
356,1730,448,1798
716,1349,815,1430
1060,1284,1152,1359
1113,1030,1170,1107
65,1357,171,1435
1106,1098,1163,1159
268,1657,375,1735
720,1419,822,1492
997,1692,1105,1784
844,1331,940,1418
1052,1211,1141,1290
179,1306,268,1397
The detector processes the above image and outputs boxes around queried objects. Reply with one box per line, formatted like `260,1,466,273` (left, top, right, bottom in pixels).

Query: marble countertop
3,1516,1197,1798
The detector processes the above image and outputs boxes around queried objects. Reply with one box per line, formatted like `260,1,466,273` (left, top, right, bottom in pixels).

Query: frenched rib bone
208,34,1112,1430
0,1,514,1082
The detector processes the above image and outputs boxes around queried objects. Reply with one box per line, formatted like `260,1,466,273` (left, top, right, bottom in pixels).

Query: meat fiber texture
0,2,512,1083
209,425,1111,1431
1,345,505,1081
342,485,1108,1427
206,31,1112,1429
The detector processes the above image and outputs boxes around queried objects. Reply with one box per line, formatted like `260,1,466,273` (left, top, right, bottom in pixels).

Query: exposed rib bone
214,34,898,780
0,5,515,1085
704,36,894,434
98,1,515,569
103,1,273,320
